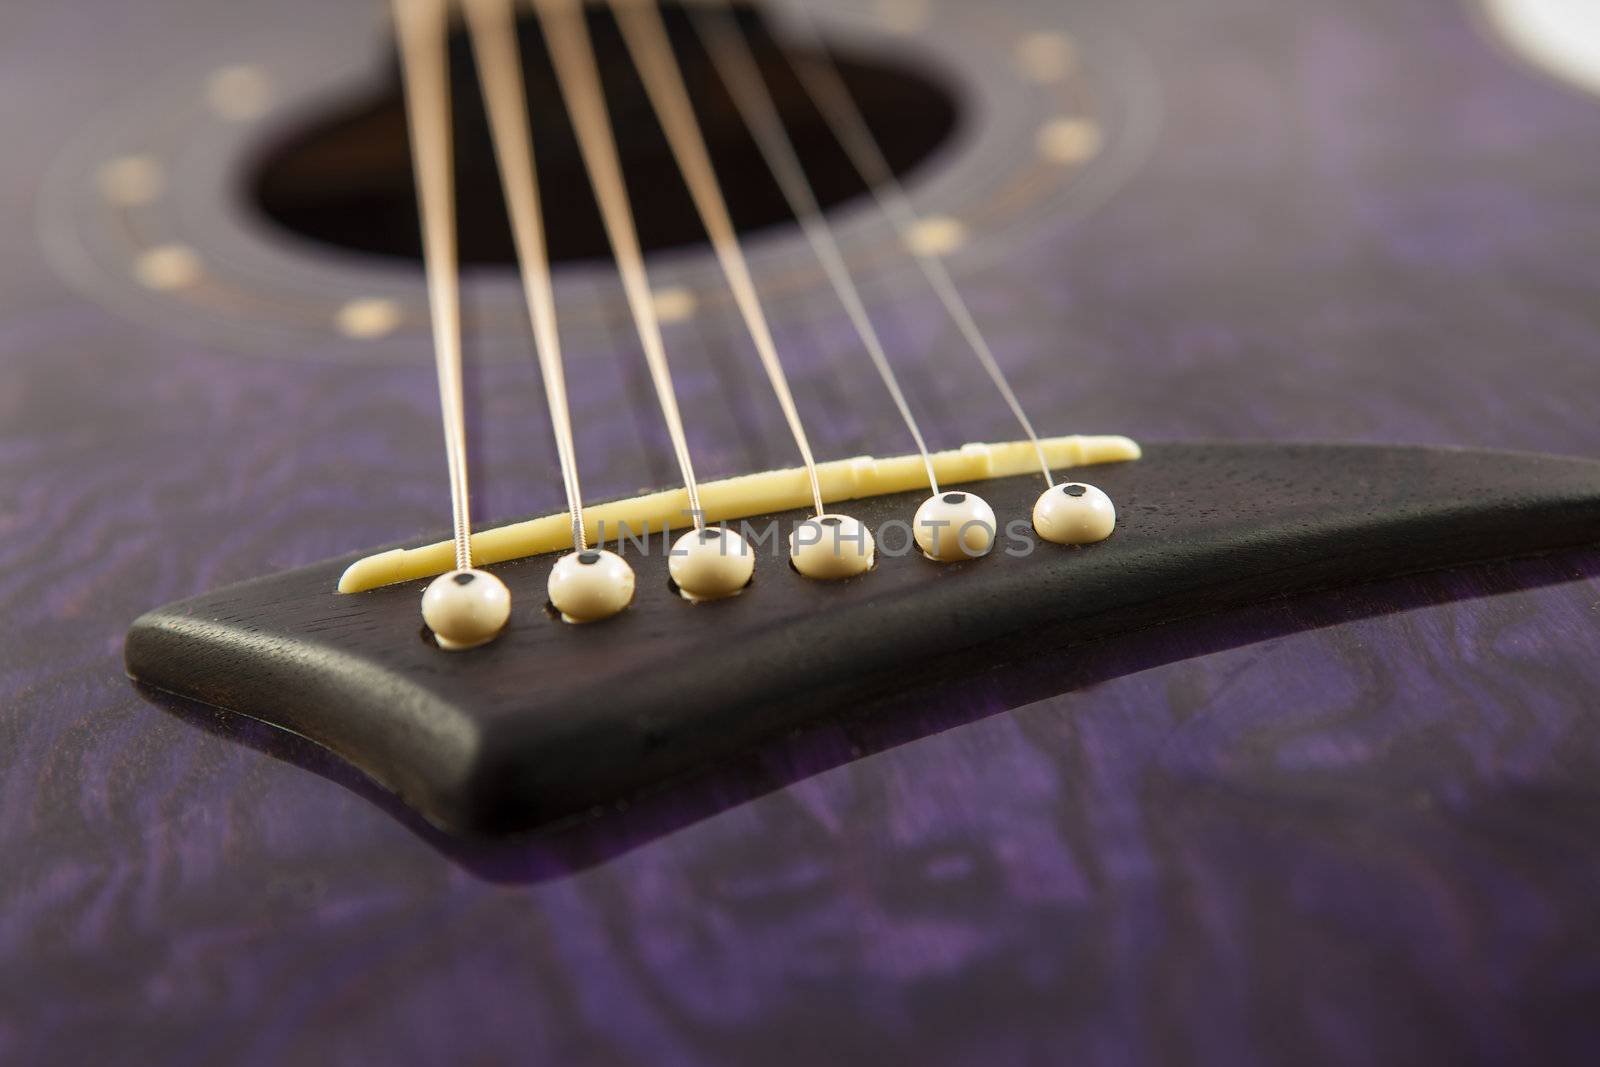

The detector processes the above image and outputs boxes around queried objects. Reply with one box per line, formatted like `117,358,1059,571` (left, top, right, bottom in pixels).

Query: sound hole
249,3,959,266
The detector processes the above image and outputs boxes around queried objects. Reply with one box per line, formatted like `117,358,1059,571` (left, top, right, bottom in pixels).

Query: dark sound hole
250,3,959,266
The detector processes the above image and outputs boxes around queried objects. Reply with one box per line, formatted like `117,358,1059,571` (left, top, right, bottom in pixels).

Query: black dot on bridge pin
1063,484,1087,497
452,573,476,586
943,492,967,504
699,528,722,541
820,517,842,527
578,551,601,565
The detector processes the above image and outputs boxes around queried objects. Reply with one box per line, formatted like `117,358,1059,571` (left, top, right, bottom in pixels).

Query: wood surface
126,443,1600,835
5,0,1600,1063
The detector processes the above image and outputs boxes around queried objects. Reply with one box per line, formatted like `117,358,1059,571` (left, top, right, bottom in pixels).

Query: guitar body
7,0,1600,1062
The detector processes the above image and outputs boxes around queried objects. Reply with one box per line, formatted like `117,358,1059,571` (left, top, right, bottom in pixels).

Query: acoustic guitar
8,0,1600,1061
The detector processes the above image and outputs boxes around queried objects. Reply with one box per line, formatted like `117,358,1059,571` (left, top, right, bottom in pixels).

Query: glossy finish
125,443,1600,835
7,0,1600,1063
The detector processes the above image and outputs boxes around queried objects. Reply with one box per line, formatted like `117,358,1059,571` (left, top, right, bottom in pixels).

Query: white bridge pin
1033,481,1116,544
548,548,635,623
914,491,997,561
670,526,755,601
422,569,511,651
790,514,875,579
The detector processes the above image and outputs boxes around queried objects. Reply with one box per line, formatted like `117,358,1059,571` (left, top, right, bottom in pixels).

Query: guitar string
392,0,476,571
690,2,941,495
607,0,827,517
780,7,1057,487
532,0,704,530
463,0,590,550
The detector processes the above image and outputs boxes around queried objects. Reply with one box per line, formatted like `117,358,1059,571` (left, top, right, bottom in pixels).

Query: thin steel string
532,0,704,528
462,0,591,549
392,0,475,570
691,3,940,494
607,0,826,516
781,8,1057,486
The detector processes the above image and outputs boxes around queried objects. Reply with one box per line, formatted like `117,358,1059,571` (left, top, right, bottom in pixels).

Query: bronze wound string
608,0,827,516
691,2,942,495
393,0,478,570
532,0,706,529
463,0,594,550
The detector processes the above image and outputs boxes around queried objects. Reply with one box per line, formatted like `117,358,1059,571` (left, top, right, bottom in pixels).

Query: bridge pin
421,569,511,651
790,514,875,579
670,526,755,601
1032,482,1116,545
914,491,997,561
548,548,635,623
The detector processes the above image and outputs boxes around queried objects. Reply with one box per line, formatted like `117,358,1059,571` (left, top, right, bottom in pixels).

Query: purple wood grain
5,0,1600,1063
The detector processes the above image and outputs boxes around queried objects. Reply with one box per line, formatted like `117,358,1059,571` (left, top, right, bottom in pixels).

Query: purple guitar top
5,0,1600,1062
